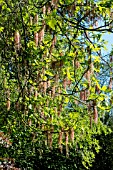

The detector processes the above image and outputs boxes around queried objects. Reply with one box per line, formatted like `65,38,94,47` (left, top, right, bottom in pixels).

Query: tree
0,0,113,169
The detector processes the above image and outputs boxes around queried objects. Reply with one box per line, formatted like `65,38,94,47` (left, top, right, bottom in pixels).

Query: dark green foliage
91,132,113,170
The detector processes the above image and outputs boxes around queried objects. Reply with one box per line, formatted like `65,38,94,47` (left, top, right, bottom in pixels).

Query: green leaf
47,19,57,30
0,27,4,32
45,70,54,77
101,85,107,91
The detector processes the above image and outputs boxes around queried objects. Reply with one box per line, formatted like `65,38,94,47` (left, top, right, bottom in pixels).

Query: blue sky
102,33,113,55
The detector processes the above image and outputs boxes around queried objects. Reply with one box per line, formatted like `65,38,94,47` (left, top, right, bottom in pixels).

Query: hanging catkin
34,14,38,46
85,69,91,98
75,99,78,105
30,16,33,25
54,107,57,114
109,77,112,90
58,130,63,153
93,101,98,123
95,85,100,94
47,5,51,14
34,14,38,24
14,31,20,50
58,86,61,94
38,19,45,44
87,102,92,128
38,27,44,44
6,90,10,111
80,90,86,101
48,132,52,149
94,106,98,123
63,78,67,91
47,80,50,88
28,119,32,126
75,61,80,68
34,32,38,47
34,90,38,112
90,62,94,74
58,104,62,116
70,128,74,143
50,35,57,55
80,91,84,100
53,35,57,45
86,70,91,87
34,90,38,99
55,74,59,85
42,6,46,15
65,132,69,157
6,99,10,111
84,90,86,100
52,85,56,97
15,101,19,111
67,79,71,87
43,81,47,94
51,0,58,8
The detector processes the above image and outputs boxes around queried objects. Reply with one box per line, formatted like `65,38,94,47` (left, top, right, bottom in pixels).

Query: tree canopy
0,0,113,169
